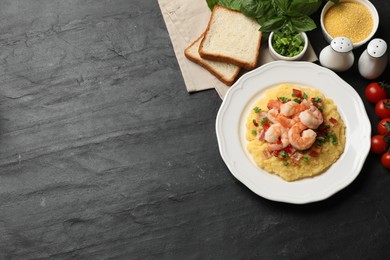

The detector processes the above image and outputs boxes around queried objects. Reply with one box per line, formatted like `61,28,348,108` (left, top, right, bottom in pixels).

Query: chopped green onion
312,97,322,103
260,117,268,126
272,31,304,57
331,133,338,145
280,151,289,158
293,98,302,103
278,96,291,103
253,106,261,113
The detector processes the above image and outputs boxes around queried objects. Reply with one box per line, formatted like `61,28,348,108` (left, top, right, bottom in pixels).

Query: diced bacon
258,129,266,141
316,123,329,135
290,147,297,154
309,145,321,157
329,117,338,125
263,150,272,159
291,152,303,165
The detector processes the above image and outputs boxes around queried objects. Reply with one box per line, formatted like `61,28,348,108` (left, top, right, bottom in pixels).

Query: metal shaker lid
367,38,387,58
331,37,353,53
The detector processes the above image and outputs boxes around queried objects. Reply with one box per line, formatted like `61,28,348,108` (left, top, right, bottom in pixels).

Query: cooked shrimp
267,99,282,110
280,101,300,117
267,108,279,123
267,107,298,128
264,123,289,151
288,122,317,150
280,100,311,117
277,114,299,128
300,99,311,111
299,106,323,129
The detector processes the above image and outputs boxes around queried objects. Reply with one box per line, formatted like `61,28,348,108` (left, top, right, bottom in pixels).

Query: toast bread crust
199,5,262,70
184,34,240,86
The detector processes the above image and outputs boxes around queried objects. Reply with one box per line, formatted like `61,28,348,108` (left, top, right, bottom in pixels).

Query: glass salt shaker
358,38,387,80
319,37,354,72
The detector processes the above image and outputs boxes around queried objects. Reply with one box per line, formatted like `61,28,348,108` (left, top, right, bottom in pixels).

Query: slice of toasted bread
199,5,262,70
185,34,241,86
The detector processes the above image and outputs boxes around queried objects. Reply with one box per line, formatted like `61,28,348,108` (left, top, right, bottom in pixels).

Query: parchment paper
157,0,318,99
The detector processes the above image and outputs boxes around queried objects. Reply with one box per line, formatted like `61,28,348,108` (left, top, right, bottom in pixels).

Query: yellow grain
324,2,373,43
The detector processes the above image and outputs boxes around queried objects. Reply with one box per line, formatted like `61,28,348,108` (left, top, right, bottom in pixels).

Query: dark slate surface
0,0,389,259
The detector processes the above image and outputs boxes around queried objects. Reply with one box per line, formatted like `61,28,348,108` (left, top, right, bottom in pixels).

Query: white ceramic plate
216,61,371,204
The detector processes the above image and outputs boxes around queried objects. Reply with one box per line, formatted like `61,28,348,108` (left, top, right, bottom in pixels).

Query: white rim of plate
215,61,371,204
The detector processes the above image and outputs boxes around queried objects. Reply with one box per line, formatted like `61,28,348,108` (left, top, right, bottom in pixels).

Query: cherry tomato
365,82,387,103
375,99,390,119
371,135,389,154
378,118,390,135
381,152,390,169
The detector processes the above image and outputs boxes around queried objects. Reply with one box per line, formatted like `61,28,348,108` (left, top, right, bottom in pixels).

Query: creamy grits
246,84,346,181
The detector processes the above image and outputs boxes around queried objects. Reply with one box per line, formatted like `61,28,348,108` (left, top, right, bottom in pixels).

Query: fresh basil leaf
241,0,261,17
205,0,241,11
241,0,277,25
288,0,322,16
206,0,220,10
273,0,291,14
280,21,295,34
219,0,242,11
260,16,286,33
290,15,317,33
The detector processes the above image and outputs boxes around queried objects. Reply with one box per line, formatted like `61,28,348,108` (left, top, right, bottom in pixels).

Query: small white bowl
320,0,379,48
268,32,308,61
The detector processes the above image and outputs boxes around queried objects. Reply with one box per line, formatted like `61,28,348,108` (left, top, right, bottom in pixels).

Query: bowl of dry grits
320,0,379,48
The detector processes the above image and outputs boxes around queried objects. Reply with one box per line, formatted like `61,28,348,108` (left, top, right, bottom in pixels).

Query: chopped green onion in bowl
268,31,308,61
272,32,304,57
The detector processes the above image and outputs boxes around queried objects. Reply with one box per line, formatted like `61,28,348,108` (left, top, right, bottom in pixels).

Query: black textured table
0,0,389,259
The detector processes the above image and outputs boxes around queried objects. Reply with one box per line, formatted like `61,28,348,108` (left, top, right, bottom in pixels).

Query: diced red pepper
263,122,270,131
284,145,293,154
293,89,302,98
